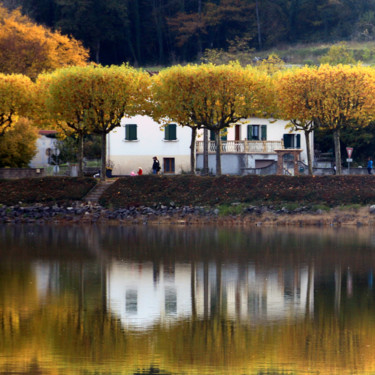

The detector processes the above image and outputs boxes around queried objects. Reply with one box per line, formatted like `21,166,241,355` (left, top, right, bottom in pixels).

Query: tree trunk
255,0,262,49
191,262,196,319
197,0,203,57
152,0,164,64
95,40,101,64
215,130,222,176
134,0,142,64
126,35,138,66
101,132,107,181
78,133,84,177
203,128,209,175
333,128,342,175
190,127,197,174
304,131,313,175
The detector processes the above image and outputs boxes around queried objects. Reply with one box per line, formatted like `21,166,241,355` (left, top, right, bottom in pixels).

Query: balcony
196,140,284,153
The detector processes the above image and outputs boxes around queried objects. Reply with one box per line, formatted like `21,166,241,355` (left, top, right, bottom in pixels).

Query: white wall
197,118,312,164
108,116,313,175
29,134,58,168
108,115,192,175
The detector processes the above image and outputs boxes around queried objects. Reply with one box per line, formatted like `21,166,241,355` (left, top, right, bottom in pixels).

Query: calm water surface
1,225,375,375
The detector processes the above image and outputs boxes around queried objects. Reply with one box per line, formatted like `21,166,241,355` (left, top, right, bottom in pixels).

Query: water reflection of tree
97,226,375,272
3,226,375,374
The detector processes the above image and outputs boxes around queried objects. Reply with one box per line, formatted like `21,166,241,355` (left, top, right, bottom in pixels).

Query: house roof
39,130,58,135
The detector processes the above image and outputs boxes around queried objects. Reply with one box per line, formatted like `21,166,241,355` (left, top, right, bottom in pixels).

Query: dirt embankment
100,175,375,208
1,175,375,226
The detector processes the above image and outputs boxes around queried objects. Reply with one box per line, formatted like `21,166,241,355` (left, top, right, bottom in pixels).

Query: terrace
196,140,284,153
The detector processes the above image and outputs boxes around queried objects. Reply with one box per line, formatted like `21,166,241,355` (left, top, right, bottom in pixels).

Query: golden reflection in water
2,302,375,374
1,225,375,374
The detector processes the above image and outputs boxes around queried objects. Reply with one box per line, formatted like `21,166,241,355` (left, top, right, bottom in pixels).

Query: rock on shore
0,202,374,226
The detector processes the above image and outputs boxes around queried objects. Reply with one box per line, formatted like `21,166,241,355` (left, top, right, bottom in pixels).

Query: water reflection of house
107,262,192,328
107,261,314,329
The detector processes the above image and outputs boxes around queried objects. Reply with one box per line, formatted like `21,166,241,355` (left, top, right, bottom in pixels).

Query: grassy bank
235,41,375,65
1,175,375,209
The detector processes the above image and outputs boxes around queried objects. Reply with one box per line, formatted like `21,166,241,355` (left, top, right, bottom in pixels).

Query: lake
1,225,375,374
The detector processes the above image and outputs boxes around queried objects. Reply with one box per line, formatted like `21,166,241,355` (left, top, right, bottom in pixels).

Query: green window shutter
165,124,177,140
261,125,267,140
125,124,137,140
283,134,292,148
247,125,252,140
165,125,169,140
170,124,177,140
221,128,227,141
296,134,301,148
210,130,215,141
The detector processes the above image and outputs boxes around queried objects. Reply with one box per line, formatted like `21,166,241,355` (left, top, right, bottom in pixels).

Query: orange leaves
0,5,89,80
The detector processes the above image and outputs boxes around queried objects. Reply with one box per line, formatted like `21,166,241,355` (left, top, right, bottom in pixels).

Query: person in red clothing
137,167,143,176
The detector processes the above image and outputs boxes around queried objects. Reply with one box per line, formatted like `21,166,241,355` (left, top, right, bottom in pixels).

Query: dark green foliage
0,177,96,205
315,122,375,166
99,175,375,208
6,0,375,66
57,134,102,164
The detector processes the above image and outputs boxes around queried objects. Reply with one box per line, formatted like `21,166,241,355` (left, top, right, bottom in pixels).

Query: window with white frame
283,134,301,148
247,125,267,140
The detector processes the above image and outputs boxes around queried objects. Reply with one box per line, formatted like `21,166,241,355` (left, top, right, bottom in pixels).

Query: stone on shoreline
0,202,373,226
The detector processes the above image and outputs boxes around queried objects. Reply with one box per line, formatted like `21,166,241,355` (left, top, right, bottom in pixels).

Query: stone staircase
83,179,117,203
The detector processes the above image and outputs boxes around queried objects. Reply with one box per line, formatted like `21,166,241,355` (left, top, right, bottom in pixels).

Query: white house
29,130,58,168
107,116,312,176
107,115,192,176
196,118,312,175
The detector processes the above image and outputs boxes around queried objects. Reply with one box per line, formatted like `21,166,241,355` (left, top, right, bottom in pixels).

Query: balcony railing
196,140,284,153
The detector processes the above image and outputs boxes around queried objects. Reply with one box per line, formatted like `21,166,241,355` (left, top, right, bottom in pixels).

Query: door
163,158,175,174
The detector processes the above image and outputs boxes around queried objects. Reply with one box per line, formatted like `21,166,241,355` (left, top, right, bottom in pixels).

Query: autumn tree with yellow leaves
0,5,89,80
308,65,375,175
153,63,272,176
275,67,319,175
0,118,38,167
152,65,203,174
37,70,92,177
0,73,34,136
276,64,375,175
41,65,151,179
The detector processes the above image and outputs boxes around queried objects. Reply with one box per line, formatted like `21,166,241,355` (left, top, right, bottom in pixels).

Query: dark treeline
2,0,375,66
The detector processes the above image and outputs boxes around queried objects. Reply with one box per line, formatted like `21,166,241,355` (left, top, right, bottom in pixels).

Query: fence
196,140,283,153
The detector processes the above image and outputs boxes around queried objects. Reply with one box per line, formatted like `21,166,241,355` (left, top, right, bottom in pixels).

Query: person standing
368,157,373,175
152,156,161,174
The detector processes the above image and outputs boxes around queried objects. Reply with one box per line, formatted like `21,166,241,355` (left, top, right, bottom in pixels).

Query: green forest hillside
2,0,375,67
